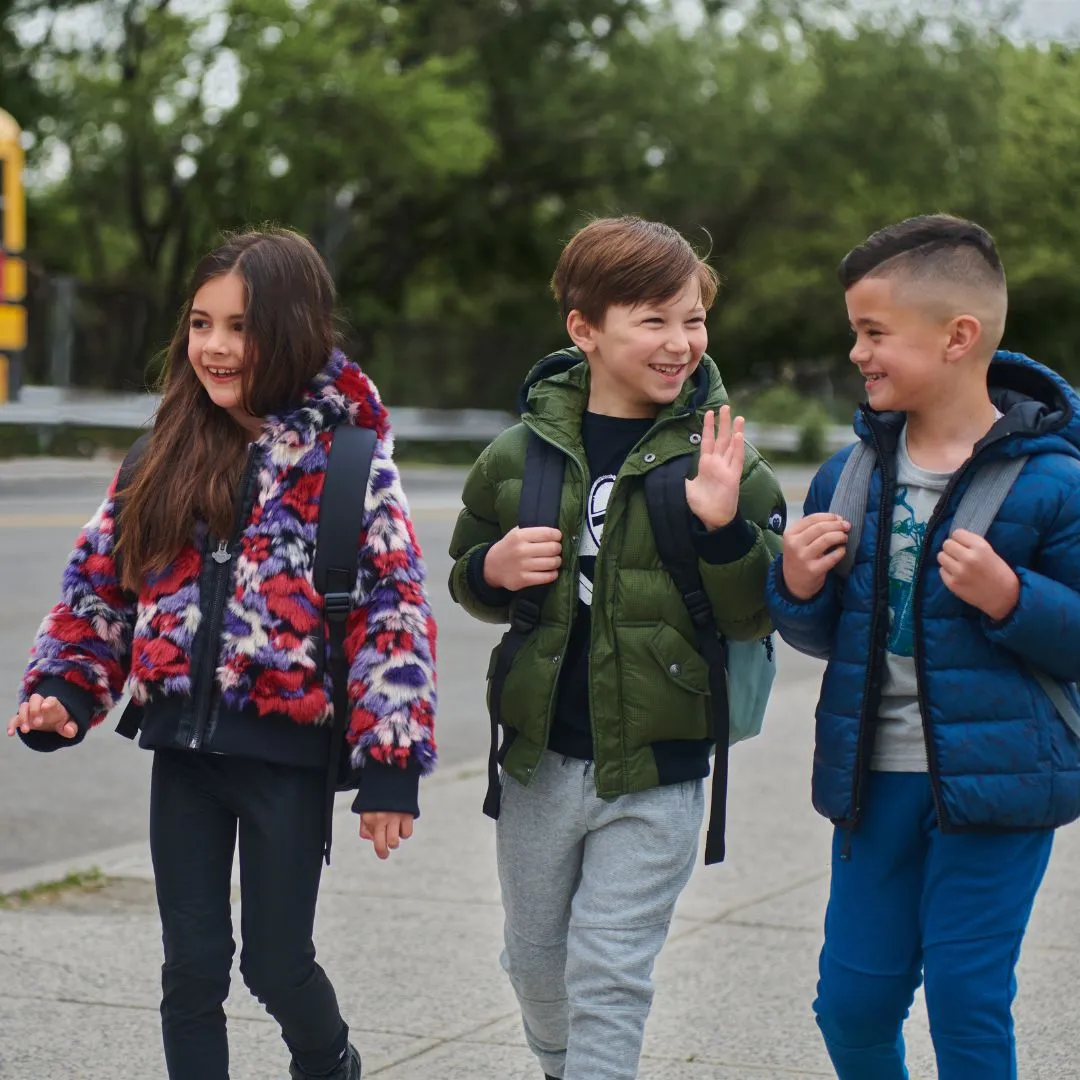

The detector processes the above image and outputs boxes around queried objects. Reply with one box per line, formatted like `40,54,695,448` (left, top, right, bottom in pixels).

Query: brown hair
551,216,719,325
117,227,337,592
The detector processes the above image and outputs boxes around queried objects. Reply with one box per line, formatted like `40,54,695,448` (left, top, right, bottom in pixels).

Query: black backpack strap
313,424,379,864
483,431,566,819
643,456,731,865
113,431,153,741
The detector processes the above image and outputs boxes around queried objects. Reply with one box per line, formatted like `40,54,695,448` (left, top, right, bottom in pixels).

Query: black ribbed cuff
691,515,756,565
17,677,96,752
350,759,421,816
467,545,514,607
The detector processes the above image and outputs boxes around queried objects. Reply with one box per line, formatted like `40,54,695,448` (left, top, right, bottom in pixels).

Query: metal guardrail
0,386,517,442
0,385,858,452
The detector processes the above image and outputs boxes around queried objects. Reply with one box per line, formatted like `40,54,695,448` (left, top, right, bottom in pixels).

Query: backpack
111,425,378,864
484,431,777,865
828,440,1080,740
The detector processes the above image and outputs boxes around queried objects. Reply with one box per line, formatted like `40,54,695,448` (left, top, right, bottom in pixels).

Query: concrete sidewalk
2,668,1078,1079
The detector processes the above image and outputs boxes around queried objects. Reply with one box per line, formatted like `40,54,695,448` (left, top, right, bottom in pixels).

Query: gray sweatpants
496,750,704,1080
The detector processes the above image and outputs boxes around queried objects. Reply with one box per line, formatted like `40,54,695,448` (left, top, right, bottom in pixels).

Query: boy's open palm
484,526,563,591
938,529,1020,622
782,514,851,600
685,407,745,531
7,695,77,739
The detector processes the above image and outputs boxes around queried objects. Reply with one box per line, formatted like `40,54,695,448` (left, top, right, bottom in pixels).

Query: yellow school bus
0,108,27,403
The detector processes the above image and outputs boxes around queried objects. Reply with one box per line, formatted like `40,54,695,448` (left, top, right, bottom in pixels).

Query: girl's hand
359,811,415,860
7,695,77,739
685,406,746,531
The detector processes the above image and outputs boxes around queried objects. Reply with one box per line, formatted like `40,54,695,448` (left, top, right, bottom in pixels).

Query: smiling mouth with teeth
651,364,684,376
206,366,240,377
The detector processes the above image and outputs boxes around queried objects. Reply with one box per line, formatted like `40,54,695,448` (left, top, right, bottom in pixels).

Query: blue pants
813,772,1052,1080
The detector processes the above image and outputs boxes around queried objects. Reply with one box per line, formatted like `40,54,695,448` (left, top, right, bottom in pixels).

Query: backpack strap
1030,670,1080,741
950,455,1029,536
113,432,153,741
943,454,1080,735
643,456,731,865
483,431,566,820
829,440,876,579
313,424,379,865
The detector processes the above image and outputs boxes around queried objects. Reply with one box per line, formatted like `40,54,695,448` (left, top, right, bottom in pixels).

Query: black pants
150,749,349,1080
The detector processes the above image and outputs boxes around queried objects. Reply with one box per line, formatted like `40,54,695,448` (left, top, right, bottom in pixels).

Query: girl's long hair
117,228,337,593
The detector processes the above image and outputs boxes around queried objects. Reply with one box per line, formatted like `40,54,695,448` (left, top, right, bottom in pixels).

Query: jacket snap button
552,655,561,664
643,452,657,463
689,433,702,445
669,663,681,676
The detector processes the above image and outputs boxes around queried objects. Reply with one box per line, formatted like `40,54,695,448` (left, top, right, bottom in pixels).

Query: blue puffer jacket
767,352,1080,833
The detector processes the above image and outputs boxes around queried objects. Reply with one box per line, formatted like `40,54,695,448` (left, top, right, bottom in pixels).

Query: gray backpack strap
946,454,1080,739
1030,669,1080,741
828,440,876,579
949,455,1029,538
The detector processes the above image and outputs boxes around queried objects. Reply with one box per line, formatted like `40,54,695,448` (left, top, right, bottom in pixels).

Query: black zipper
186,446,260,751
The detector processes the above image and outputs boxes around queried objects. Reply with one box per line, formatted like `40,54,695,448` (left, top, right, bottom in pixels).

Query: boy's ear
943,314,983,365
567,309,600,354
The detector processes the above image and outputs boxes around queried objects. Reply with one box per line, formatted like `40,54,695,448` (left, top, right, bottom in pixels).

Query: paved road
0,459,815,877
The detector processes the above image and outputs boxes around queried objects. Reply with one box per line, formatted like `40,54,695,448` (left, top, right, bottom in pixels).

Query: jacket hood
260,348,390,452
517,346,725,419
856,350,1080,462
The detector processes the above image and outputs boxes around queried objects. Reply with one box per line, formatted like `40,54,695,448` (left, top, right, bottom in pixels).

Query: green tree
17,0,493,387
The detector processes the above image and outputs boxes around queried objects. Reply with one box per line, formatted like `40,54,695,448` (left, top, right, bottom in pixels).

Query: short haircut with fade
551,216,719,326
839,214,1008,354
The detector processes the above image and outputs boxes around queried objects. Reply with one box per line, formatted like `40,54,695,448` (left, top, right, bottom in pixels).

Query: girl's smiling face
187,272,260,432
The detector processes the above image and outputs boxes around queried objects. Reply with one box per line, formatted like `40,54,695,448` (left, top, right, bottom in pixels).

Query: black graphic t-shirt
548,412,654,759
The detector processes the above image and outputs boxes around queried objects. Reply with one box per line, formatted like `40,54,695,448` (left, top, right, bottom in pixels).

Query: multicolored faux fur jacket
20,351,437,813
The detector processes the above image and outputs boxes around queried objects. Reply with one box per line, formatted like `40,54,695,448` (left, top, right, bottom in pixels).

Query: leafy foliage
6,0,1079,405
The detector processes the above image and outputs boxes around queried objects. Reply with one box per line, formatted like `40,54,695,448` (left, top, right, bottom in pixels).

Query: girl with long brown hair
8,227,437,1080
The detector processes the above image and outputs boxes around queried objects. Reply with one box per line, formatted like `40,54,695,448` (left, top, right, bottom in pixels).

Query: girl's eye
231,322,245,333
190,318,208,330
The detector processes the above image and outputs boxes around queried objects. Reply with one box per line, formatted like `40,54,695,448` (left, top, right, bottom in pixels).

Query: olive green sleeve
448,443,513,625
697,448,786,641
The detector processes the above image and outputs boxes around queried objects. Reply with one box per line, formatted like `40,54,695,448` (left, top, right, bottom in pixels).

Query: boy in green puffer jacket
448,216,786,1080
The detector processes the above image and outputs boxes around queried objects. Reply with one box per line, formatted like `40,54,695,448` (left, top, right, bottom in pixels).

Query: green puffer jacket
449,350,785,798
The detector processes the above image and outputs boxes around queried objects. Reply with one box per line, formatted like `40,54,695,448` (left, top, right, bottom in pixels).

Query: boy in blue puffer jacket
766,214,1080,1080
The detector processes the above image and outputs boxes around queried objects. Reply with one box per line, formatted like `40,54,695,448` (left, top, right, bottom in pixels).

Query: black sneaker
290,1043,361,1080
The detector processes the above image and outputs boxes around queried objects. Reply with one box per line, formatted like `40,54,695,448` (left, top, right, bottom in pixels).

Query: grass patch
0,867,107,909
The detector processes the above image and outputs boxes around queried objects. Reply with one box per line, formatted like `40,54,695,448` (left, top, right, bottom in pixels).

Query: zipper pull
212,540,231,565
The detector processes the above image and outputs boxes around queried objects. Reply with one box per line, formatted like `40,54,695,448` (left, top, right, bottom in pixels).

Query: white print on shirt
578,474,614,606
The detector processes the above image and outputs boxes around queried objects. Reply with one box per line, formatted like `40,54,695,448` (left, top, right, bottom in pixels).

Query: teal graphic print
888,486,925,657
